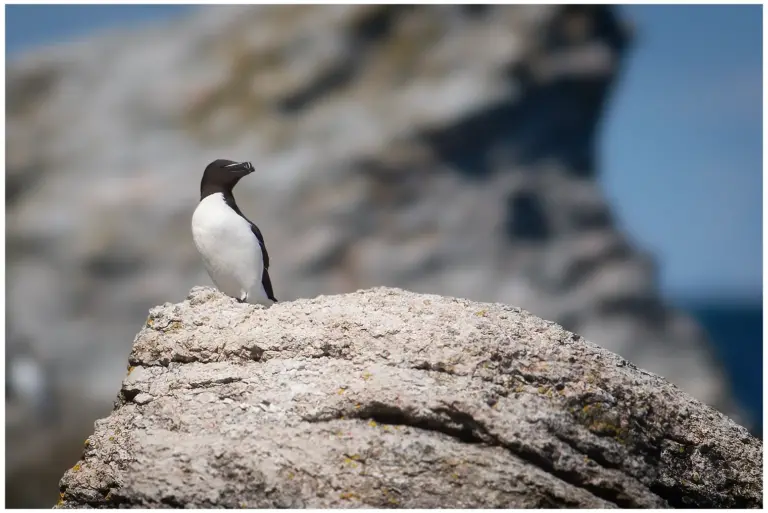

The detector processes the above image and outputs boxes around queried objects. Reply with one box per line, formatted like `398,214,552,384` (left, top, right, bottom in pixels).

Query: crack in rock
307,400,656,508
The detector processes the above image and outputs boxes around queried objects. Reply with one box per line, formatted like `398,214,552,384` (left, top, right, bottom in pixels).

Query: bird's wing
247,221,277,301
248,222,270,270
261,267,277,302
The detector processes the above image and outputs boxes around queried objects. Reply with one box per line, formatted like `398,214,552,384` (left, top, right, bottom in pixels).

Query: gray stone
57,287,761,508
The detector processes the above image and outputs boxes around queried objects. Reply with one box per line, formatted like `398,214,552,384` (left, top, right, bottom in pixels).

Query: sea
680,300,762,436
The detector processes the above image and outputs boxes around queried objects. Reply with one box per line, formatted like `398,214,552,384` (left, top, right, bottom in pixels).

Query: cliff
7,5,744,506
57,287,761,508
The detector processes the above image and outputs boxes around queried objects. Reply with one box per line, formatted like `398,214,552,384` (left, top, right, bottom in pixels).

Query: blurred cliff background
5,4,762,508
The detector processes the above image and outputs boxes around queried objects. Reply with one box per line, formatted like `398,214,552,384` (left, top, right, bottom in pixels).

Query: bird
191,159,277,305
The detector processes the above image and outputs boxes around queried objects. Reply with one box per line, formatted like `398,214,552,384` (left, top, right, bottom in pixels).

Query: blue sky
603,5,762,301
6,5,763,301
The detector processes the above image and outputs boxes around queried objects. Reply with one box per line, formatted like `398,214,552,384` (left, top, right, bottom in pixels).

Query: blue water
681,301,762,434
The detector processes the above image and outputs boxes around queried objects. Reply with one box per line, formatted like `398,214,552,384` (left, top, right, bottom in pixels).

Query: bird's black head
200,159,255,198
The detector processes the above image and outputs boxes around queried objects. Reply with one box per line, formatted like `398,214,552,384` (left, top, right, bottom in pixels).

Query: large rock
57,287,761,508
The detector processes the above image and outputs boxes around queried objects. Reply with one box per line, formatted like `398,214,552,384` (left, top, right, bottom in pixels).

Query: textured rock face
7,4,744,506
57,287,761,508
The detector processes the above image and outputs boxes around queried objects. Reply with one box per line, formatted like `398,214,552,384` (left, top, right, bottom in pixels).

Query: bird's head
200,159,255,195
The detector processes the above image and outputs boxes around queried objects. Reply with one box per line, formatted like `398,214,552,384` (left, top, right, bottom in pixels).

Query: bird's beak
226,161,255,174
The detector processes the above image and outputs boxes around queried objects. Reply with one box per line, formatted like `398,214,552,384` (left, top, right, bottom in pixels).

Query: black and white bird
192,159,277,305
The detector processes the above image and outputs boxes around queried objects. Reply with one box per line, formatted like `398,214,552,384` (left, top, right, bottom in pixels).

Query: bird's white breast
191,193,264,301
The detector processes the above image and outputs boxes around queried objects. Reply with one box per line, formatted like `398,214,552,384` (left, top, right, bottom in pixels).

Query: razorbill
191,159,277,305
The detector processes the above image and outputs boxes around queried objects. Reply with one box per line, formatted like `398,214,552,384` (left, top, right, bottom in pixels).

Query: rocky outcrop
8,5,744,507
57,287,761,508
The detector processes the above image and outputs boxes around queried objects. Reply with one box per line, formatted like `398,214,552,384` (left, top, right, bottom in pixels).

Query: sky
5,4,763,301
602,5,762,301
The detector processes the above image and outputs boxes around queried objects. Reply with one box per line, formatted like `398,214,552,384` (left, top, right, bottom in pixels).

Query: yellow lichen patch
451,472,460,479
537,386,548,394
474,310,487,317
57,492,65,507
127,366,135,375
109,436,115,441
387,497,399,505
382,425,391,432
582,403,601,414
83,439,90,447
340,491,359,501
343,457,359,468
168,321,183,331
589,421,618,435
72,463,82,472
146,317,154,327
614,428,630,445
287,471,295,480
337,388,345,395
361,372,372,381
355,403,361,409
368,420,378,428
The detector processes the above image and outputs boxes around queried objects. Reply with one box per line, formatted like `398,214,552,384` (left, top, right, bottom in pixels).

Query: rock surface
57,287,761,508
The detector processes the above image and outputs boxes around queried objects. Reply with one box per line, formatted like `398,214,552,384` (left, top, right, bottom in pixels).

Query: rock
57,287,761,509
